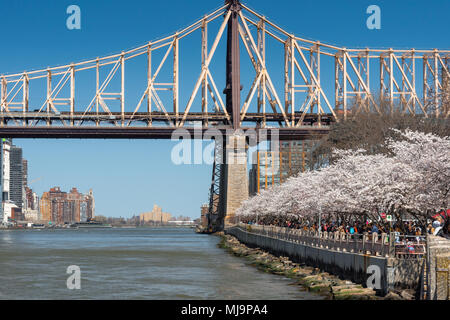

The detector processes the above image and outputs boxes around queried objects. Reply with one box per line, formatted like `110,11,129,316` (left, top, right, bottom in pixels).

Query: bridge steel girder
224,0,242,131
207,138,226,233
0,126,330,141
1,2,449,131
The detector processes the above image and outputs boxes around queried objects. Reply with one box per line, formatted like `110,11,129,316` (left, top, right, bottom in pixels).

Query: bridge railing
393,235,427,258
236,223,426,258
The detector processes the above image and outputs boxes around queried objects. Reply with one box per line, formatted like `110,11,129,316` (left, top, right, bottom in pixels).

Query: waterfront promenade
225,224,431,296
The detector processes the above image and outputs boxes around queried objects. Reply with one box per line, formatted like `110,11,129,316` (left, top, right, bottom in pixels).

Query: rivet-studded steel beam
224,0,242,130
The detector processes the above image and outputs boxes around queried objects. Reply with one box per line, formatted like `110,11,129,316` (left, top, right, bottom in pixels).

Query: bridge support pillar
222,134,248,226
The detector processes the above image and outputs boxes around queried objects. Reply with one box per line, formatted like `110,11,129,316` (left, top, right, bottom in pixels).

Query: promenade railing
235,223,426,258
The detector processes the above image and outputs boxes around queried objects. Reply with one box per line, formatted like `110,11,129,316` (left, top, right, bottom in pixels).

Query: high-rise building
1,139,26,223
1,141,43,224
9,145,23,209
40,192,51,222
0,139,11,222
443,61,450,115
249,141,320,195
67,188,84,222
20,158,42,222
24,187,37,210
48,187,67,223
140,204,172,224
200,204,209,229
22,159,28,210
80,201,87,222
39,187,95,225
22,159,28,188
23,186,40,222
86,189,95,221
32,192,39,210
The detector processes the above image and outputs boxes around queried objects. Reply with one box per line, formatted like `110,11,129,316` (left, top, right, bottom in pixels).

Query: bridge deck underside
0,112,332,139
0,112,333,125
0,126,330,140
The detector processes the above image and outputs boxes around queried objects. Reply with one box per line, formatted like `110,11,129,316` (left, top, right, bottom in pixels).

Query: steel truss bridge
0,0,448,140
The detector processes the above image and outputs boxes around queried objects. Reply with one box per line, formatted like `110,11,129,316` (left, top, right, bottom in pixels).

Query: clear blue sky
0,0,448,219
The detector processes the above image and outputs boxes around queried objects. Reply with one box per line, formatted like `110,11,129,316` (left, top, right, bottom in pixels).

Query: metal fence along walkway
237,223,426,258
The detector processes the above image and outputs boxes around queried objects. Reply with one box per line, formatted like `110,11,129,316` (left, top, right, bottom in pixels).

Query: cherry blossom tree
236,130,450,233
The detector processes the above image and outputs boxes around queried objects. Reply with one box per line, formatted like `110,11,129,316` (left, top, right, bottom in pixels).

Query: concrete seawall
226,226,424,295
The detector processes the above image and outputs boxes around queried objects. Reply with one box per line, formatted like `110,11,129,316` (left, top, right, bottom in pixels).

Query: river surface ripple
0,227,322,300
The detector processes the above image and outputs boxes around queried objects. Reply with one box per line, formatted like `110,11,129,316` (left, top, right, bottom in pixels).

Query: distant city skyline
1,137,96,225
16,139,212,220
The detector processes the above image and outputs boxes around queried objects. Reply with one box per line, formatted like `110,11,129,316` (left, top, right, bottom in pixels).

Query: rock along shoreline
217,232,411,300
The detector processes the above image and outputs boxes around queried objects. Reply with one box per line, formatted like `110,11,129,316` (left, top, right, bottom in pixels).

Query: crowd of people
239,209,450,240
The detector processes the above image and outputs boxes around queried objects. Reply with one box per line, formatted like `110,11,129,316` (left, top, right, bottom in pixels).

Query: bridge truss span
0,0,449,139
240,3,450,121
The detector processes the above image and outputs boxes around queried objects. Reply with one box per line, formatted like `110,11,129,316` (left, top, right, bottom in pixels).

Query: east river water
0,227,321,300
